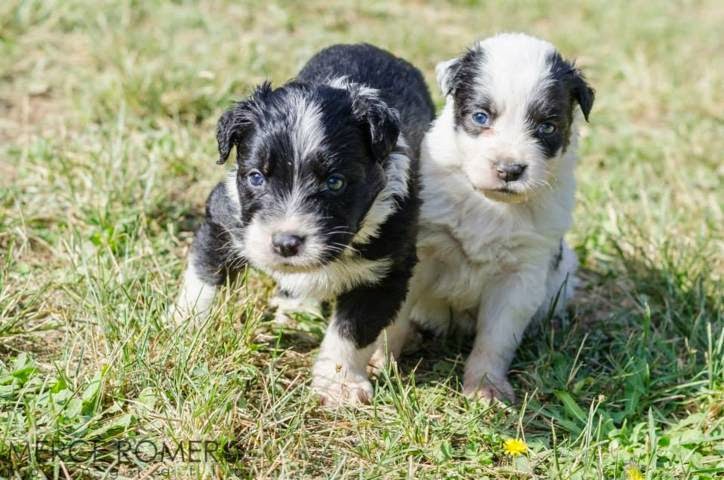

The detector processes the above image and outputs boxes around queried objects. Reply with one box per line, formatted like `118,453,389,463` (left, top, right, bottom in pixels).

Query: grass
0,0,722,478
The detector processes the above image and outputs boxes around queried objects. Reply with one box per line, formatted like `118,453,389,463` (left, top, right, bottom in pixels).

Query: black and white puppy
173,44,434,405
372,33,594,402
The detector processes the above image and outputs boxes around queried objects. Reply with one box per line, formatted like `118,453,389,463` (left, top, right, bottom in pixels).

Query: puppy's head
216,81,399,273
436,33,594,203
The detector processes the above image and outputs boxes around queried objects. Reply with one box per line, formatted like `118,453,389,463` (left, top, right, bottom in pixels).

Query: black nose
496,163,527,182
272,233,305,257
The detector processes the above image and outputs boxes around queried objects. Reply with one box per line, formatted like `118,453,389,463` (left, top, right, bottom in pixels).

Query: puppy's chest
417,202,548,307
272,254,391,301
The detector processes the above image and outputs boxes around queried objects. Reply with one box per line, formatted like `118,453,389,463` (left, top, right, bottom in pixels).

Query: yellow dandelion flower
626,465,644,480
503,438,527,456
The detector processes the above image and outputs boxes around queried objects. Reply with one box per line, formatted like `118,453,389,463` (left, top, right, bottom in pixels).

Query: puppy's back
297,43,435,155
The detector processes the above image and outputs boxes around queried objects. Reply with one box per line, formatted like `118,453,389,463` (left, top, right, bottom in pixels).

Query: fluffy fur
372,33,594,402
173,44,434,405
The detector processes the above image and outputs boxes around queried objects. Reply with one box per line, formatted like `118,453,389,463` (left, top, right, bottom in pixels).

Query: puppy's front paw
312,360,373,406
463,373,516,404
368,346,392,377
272,309,296,326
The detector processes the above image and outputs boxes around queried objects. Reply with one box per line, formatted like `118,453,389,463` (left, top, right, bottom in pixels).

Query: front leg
174,254,218,322
312,268,411,406
464,267,548,402
172,182,245,324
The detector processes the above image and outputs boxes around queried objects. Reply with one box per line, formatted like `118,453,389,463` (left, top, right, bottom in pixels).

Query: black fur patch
190,182,245,285
551,240,564,271
526,52,595,158
446,47,500,137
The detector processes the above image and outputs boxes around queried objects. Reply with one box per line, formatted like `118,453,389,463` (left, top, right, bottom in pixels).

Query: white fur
272,256,391,301
224,169,241,212
435,58,460,94
312,320,375,405
242,181,327,272
172,260,217,323
290,92,325,161
328,76,379,100
375,33,581,401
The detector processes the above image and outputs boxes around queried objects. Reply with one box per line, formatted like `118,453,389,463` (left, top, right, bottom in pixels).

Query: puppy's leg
269,287,322,326
369,291,448,372
544,241,579,316
172,220,237,324
312,321,376,405
409,295,452,337
463,267,547,402
172,179,245,324
174,258,217,322
312,269,410,406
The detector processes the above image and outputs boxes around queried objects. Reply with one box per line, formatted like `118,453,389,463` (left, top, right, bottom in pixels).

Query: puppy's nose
272,233,305,257
496,164,527,182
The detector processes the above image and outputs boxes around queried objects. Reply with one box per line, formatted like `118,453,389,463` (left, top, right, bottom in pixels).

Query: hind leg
535,241,579,321
369,294,450,374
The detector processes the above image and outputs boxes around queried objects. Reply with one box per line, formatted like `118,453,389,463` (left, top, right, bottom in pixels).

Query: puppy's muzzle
272,232,306,257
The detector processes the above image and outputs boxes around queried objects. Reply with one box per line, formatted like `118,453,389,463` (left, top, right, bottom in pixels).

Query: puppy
174,44,434,405
372,33,594,401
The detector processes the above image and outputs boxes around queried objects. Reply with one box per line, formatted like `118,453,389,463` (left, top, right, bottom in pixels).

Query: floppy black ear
571,69,595,122
548,53,595,122
436,46,483,97
351,91,400,162
216,108,245,164
215,82,271,164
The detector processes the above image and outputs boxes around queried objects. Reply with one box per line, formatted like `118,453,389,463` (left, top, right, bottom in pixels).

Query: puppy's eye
471,111,490,127
247,170,265,187
324,174,346,192
537,122,556,135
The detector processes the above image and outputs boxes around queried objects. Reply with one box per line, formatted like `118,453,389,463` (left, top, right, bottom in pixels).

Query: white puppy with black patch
372,33,595,402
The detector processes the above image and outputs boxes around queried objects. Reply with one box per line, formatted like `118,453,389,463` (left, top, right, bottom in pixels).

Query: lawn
0,0,722,478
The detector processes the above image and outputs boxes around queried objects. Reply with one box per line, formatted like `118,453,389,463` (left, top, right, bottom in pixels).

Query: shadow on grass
387,255,720,436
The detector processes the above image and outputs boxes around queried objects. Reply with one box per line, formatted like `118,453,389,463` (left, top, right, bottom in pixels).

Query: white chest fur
272,255,391,301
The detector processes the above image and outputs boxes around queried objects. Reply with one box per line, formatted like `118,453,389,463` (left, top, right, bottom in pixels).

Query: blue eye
471,111,490,126
247,170,265,187
325,174,346,192
537,122,556,135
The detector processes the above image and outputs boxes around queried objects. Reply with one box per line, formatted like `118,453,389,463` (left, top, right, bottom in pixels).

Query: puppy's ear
216,108,247,165
351,90,400,162
571,70,595,122
550,53,596,122
216,82,271,164
435,57,462,96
